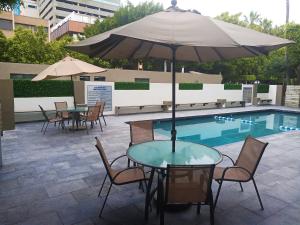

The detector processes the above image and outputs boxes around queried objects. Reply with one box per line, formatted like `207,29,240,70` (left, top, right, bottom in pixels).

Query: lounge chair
95,137,147,217
159,165,215,225
213,136,268,210
39,105,64,135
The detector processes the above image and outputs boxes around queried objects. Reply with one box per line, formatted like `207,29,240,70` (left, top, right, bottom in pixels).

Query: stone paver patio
1,106,300,225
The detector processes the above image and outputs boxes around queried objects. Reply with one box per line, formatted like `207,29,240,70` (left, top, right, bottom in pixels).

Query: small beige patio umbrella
68,0,294,152
32,56,106,105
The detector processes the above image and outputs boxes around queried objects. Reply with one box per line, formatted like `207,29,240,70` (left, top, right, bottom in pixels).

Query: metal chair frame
214,136,268,210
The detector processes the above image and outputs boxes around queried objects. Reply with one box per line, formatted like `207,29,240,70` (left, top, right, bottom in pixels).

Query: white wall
14,83,279,114
85,82,244,115
257,85,277,104
14,97,74,112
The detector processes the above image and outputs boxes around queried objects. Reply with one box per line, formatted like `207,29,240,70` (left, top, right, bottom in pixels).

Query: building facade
0,62,223,84
0,11,49,39
38,0,120,29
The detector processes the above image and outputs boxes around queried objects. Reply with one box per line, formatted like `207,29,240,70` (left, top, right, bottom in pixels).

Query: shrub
14,80,73,97
224,83,242,90
114,82,149,90
179,83,203,90
257,84,269,93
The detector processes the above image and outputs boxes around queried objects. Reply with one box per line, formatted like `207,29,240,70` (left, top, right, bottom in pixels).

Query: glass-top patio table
127,140,223,220
58,106,89,130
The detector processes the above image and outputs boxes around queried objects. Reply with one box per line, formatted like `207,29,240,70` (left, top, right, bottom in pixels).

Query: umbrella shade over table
32,56,106,106
68,1,294,152
32,56,106,81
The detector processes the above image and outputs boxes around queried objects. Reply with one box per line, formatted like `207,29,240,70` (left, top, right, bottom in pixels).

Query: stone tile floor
1,106,300,225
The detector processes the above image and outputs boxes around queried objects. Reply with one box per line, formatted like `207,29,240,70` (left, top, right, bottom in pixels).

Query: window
56,0,77,5
80,76,90,81
40,0,52,16
100,8,114,13
28,4,37,9
10,73,36,80
135,78,149,83
0,19,13,30
94,76,106,81
56,6,74,13
56,15,65,19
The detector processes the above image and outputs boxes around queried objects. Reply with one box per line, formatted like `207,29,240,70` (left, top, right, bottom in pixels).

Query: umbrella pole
71,76,76,108
171,46,177,153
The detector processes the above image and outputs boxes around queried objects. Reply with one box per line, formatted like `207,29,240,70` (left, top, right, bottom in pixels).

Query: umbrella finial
171,0,177,7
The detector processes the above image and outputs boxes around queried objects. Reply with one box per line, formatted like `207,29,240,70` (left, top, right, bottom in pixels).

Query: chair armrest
112,166,146,180
110,154,127,166
221,166,252,180
222,154,235,165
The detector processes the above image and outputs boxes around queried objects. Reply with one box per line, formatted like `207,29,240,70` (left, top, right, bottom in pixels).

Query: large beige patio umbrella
68,0,294,152
32,56,106,81
32,56,106,106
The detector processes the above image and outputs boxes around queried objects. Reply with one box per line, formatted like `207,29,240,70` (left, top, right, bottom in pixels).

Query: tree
0,30,8,61
0,0,19,11
84,1,163,38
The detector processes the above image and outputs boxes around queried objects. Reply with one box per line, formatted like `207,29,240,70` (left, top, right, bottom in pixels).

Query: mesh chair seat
214,167,251,182
111,167,145,184
49,117,63,123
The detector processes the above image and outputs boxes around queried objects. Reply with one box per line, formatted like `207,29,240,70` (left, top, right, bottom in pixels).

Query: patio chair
95,137,147,217
128,120,154,166
213,136,268,210
81,105,101,134
54,101,70,124
95,101,106,131
159,165,215,225
39,105,64,135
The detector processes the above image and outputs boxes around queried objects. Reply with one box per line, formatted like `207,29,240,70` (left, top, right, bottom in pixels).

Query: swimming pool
154,110,300,147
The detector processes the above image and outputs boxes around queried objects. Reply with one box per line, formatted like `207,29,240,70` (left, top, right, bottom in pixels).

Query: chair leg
209,196,215,225
197,203,201,214
99,119,103,132
99,182,112,218
214,179,223,209
98,174,108,197
239,182,244,192
85,121,88,134
102,115,107,126
43,122,49,135
252,178,264,210
41,121,46,132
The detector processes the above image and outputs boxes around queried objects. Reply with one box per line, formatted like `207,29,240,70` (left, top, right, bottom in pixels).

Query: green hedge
14,80,73,97
179,83,203,90
257,84,269,93
224,83,242,90
114,82,149,90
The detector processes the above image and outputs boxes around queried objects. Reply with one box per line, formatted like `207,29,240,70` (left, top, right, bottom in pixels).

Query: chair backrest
38,105,49,122
96,101,105,116
95,137,114,181
129,120,154,145
165,165,215,204
54,101,68,117
235,136,268,177
87,106,100,121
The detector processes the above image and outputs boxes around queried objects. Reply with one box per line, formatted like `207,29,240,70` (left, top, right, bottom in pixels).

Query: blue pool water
154,110,300,147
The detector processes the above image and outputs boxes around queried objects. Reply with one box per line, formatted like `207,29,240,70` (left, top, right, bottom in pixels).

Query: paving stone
16,212,63,225
45,179,89,197
0,106,300,225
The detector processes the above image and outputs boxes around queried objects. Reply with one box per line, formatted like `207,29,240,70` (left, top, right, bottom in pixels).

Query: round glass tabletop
127,140,223,169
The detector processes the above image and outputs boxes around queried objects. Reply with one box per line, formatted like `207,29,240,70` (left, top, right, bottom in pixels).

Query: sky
121,0,300,26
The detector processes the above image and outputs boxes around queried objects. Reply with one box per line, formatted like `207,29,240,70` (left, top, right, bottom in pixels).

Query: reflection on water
155,111,300,147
